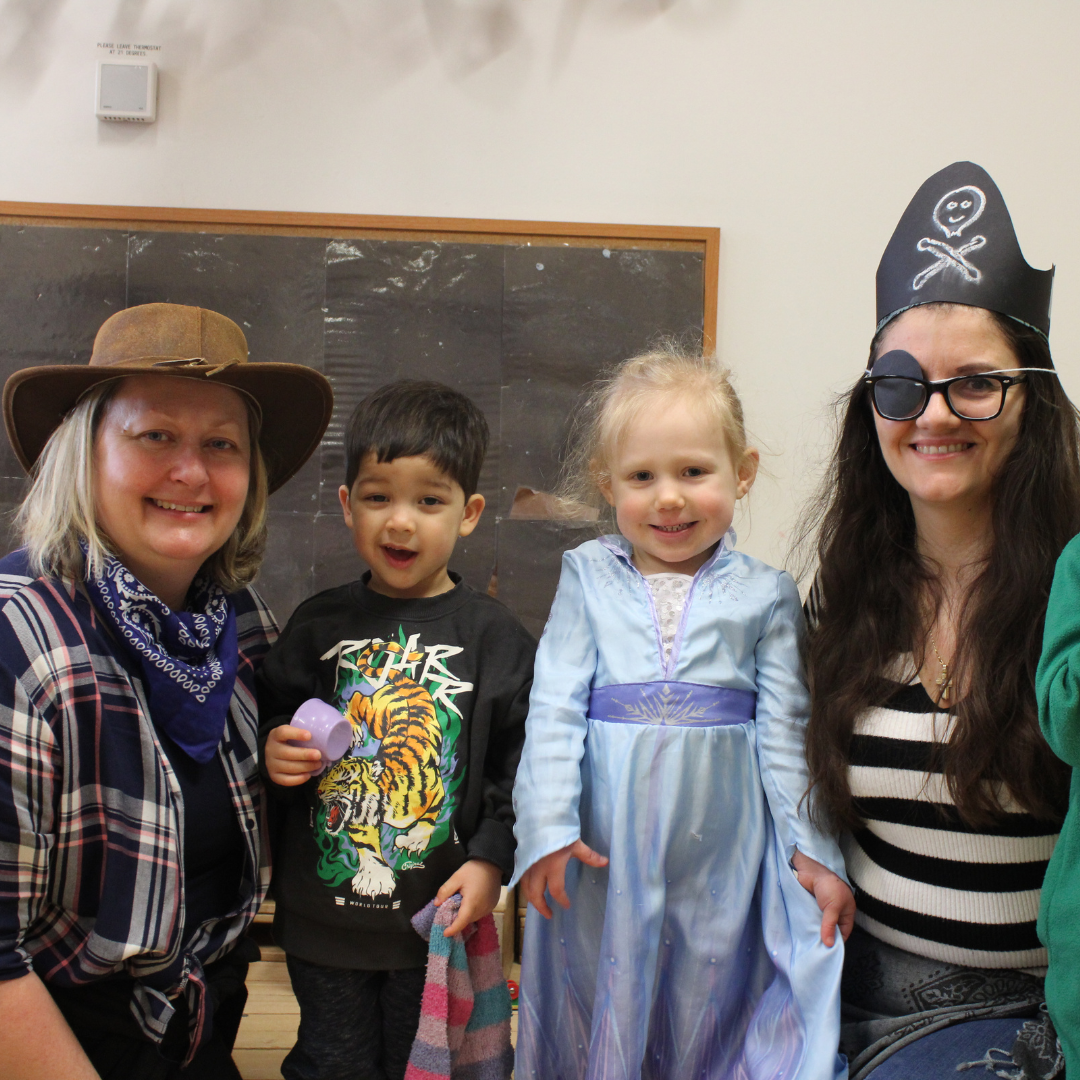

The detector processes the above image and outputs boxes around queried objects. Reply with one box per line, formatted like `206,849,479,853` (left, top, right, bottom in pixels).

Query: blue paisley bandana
86,549,238,763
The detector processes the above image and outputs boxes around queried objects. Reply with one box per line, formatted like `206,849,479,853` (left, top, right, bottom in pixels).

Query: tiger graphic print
316,635,470,899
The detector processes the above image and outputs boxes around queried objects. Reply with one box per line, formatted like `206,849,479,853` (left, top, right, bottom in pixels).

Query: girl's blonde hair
15,379,269,593
558,344,748,516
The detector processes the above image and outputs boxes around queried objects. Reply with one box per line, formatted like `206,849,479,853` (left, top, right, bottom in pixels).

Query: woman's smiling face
93,374,252,606
872,305,1026,517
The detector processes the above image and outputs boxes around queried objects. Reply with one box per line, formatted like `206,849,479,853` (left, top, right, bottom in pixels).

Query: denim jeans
869,1018,1025,1079
282,955,426,1080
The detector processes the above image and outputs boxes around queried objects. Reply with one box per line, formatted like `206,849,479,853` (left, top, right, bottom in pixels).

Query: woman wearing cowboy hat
0,303,331,1079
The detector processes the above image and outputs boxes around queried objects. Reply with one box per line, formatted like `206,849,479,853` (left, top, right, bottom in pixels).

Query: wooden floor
235,894,519,1080
235,948,297,1080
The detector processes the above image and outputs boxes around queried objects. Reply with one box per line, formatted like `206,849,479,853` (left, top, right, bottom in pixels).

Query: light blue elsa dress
510,534,848,1080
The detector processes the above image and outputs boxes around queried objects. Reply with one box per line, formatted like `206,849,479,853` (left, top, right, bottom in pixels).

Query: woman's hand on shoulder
520,839,609,919
264,725,322,786
791,850,855,948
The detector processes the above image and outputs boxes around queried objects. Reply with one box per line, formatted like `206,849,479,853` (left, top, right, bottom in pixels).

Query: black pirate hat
876,162,1054,338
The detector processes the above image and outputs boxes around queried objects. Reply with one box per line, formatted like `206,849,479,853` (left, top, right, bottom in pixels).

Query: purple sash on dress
588,681,756,727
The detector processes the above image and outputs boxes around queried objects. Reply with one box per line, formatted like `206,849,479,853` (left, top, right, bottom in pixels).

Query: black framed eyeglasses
863,369,1040,422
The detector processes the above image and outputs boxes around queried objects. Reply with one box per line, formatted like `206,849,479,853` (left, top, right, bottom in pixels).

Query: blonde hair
16,379,269,593
558,345,748,517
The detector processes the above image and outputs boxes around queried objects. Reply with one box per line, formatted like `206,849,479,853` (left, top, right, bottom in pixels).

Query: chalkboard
0,205,716,636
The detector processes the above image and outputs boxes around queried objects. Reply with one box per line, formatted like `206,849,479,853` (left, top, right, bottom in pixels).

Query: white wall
2,0,1078,570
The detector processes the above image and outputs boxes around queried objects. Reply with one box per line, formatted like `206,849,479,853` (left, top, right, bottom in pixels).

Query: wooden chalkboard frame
0,201,719,351
0,201,717,629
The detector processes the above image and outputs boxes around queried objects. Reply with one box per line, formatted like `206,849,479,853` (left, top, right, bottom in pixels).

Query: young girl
511,349,853,1080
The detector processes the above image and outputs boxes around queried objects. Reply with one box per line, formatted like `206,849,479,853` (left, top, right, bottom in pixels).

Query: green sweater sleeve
1037,532,1080,766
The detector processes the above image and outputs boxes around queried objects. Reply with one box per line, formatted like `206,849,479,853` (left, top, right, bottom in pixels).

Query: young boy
258,380,535,1080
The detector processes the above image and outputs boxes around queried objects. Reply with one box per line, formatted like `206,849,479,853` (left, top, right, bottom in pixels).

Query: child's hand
791,850,856,947
265,725,323,786
520,839,609,920
435,859,503,938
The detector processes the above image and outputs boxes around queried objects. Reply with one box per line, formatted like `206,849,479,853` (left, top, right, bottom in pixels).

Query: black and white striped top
845,676,1058,972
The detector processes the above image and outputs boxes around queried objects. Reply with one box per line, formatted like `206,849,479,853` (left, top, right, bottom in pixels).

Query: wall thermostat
96,58,157,122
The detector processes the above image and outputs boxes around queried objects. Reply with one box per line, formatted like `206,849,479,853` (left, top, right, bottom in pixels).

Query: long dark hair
800,307,1079,832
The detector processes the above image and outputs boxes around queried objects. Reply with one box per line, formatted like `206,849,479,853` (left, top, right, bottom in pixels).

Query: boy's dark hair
344,380,489,497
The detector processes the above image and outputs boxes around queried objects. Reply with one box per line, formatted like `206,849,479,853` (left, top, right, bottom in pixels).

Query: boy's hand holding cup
266,699,353,786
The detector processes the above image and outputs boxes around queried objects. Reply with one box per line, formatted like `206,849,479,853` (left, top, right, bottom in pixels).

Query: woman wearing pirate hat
0,303,332,1078
799,164,1077,1079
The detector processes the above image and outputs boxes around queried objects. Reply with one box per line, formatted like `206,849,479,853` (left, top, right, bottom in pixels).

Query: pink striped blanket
405,895,513,1080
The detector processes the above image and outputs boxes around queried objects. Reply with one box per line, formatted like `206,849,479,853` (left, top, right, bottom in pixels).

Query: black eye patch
870,349,924,380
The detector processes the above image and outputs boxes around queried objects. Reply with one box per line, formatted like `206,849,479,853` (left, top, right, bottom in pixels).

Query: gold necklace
927,628,953,704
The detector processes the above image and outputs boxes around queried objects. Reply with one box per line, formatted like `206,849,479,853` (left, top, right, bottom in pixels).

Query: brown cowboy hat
3,302,333,492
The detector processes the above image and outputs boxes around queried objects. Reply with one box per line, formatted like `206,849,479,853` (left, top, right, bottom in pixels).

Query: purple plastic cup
289,698,353,774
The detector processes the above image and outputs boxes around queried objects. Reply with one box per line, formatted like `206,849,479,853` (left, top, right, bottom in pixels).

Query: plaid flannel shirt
0,549,277,1049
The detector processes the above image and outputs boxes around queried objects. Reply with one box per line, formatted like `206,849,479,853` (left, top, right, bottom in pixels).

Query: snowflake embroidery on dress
594,553,635,597
606,683,715,726
697,569,746,604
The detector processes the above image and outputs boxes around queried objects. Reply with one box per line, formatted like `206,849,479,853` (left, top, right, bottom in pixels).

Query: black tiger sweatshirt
256,573,535,970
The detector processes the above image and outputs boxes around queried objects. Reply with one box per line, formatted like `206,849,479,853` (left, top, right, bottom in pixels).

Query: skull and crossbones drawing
912,185,987,291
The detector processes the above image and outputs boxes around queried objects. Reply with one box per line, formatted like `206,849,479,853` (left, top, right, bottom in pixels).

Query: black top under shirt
256,573,535,970
106,631,246,943
154,727,246,941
